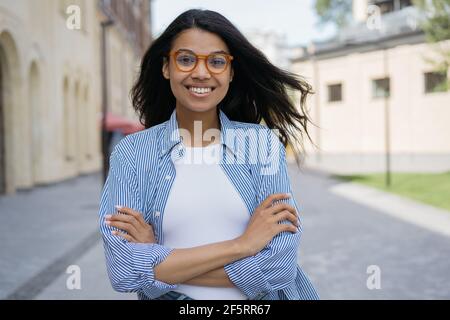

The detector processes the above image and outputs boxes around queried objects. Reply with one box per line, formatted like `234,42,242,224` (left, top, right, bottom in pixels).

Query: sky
151,0,336,47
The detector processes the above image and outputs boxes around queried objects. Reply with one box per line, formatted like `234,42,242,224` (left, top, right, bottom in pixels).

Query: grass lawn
334,172,450,212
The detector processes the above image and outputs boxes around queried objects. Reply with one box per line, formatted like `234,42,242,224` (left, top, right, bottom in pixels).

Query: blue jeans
153,290,271,300
154,291,194,300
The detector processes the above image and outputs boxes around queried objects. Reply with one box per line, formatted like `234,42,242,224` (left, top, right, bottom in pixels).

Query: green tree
314,0,353,28
413,0,450,43
413,0,450,86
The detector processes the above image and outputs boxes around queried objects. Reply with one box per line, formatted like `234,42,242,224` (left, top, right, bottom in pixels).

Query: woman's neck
175,106,221,147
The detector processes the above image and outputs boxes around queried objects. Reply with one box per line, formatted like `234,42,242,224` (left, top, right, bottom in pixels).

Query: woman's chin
182,103,218,114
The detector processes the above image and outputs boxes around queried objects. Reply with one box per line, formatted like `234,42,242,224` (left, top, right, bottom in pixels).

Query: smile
186,86,215,96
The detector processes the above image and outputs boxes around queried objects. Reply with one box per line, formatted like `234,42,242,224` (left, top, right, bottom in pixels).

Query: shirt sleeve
224,129,302,299
98,135,177,298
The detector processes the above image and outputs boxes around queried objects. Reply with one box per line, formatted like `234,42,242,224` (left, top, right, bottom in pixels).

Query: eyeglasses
168,50,234,74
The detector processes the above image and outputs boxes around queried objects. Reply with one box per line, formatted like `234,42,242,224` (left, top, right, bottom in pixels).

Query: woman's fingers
266,203,299,226
266,203,297,216
115,206,148,228
106,212,136,225
105,207,156,244
277,223,298,234
273,210,299,227
106,208,146,231
260,193,291,210
106,220,139,237
112,230,137,242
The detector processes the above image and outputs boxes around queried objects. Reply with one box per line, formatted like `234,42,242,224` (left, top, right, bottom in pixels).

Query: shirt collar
160,108,237,158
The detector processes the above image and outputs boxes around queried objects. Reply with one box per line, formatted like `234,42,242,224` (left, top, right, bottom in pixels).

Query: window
372,77,390,98
424,71,448,93
400,0,412,9
369,0,412,14
379,1,394,14
328,83,343,102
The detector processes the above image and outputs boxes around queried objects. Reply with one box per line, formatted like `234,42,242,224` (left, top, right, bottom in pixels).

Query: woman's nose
191,58,211,79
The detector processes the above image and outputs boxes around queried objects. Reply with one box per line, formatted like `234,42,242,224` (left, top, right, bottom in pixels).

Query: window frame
327,83,343,103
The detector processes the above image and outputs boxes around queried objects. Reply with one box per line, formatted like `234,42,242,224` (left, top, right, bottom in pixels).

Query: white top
163,143,249,300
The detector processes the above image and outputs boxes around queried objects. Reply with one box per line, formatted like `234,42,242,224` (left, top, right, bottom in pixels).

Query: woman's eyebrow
211,50,229,54
177,48,230,55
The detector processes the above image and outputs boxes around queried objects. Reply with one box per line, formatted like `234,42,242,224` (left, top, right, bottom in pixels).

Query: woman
99,9,319,300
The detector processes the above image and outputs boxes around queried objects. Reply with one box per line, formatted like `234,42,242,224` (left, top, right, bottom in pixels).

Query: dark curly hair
131,9,314,166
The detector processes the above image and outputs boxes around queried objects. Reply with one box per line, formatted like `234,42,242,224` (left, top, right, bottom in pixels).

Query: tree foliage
413,0,450,42
413,0,450,76
314,0,353,28
314,0,449,76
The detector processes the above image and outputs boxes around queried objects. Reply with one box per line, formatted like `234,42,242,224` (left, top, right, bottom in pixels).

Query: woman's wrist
231,237,252,259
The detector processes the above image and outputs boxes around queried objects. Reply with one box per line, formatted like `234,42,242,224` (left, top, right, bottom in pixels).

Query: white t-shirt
163,143,249,300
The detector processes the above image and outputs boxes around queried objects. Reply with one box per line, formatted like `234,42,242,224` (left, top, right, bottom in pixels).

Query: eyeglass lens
175,52,228,73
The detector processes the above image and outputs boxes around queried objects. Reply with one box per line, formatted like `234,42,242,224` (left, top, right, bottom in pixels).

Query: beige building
0,0,151,194
292,0,450,173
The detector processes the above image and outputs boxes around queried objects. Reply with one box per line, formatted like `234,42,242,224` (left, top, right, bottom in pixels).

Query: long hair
131,9,314,166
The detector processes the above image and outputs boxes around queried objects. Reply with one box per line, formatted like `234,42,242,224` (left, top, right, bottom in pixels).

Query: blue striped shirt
98,108,319,300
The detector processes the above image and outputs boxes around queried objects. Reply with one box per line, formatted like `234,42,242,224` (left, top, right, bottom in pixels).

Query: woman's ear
230,67,234,82
162,57,170,79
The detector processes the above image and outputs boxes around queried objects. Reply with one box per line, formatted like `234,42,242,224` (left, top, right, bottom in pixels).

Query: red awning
102,113,145,135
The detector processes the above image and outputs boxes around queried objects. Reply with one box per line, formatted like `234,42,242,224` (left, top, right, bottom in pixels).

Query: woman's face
162,28,233,114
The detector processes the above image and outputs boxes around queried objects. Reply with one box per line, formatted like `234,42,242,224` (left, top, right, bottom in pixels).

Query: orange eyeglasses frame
168,50,234,74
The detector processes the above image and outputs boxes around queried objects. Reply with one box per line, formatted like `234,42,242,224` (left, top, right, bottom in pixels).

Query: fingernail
105,221,111,225
105,215,112,219
115,205,123,210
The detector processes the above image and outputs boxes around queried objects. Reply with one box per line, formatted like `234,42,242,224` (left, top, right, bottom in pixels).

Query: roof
293,6,426,62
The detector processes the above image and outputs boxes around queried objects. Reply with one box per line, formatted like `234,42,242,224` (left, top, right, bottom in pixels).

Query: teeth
189,87,212,94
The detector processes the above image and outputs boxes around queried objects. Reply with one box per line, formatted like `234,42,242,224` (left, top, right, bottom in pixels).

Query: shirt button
154,211,161,218
165,175,171,180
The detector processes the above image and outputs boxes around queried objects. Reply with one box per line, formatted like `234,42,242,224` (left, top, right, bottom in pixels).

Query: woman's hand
236,193,299,256
105,206,156,243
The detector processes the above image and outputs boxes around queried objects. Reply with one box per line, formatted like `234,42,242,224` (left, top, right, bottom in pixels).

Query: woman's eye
177,55,196,65
209,57,226,66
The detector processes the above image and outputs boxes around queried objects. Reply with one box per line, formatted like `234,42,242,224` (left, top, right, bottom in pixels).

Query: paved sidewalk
35,241,136,300
330,181,450,238
1,168,449,299
293,168,450,299
0,173,131,300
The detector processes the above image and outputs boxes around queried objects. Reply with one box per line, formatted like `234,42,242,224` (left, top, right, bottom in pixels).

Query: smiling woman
99,9,319,301
160,28,234,122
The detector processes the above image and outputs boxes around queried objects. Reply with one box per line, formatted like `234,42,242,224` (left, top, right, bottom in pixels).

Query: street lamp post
310,46,322,165
101,19,114,184
381,45,391,187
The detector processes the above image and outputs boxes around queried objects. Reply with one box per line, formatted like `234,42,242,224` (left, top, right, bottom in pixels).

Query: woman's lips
185,85,215,98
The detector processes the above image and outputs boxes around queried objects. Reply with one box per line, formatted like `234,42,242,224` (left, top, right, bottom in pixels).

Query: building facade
245,30,295,71
292,0,450,173
0,0,151,194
